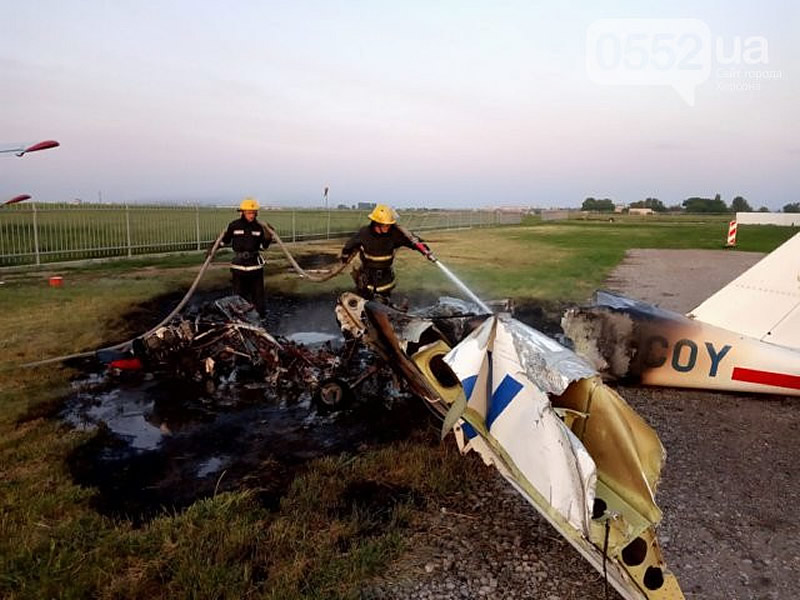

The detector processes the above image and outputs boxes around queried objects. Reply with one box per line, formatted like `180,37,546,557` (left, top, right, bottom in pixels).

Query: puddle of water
61,295,439,525
63,366,431,525
286,331,342,345
65,385,164,450
196,456,225,478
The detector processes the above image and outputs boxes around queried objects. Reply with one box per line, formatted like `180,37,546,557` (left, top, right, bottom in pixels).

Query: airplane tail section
689,232,800,350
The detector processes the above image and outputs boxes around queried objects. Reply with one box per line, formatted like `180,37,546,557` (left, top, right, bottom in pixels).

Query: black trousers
353,266,395,300
231,268,265,316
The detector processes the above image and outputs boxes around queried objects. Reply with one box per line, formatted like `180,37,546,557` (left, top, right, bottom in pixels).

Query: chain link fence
0,204,521,267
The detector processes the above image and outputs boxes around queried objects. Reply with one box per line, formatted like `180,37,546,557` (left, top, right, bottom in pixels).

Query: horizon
4,194,780,212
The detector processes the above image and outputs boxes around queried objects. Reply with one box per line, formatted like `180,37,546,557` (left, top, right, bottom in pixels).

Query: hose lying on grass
23,224,354,368
265,223,355,282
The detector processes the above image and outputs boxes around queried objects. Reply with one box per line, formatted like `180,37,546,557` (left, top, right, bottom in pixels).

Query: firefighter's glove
415,241,436,262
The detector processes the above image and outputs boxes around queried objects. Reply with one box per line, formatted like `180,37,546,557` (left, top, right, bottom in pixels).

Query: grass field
1,219,796,599
0,205,508,267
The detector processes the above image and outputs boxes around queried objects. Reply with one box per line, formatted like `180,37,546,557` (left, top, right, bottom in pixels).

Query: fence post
125,203,132,257
195,204,201,250
292,210,296,243
32,202,41,266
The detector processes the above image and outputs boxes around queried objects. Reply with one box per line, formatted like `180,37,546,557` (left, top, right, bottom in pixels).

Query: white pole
32,202,41,266
195,204,201,250
325,186,331,239
125,203,132,257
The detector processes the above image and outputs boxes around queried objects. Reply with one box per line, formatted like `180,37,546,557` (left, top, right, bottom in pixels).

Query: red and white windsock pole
726,219,738,247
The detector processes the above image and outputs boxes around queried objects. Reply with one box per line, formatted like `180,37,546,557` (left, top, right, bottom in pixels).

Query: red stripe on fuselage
731,367,800,390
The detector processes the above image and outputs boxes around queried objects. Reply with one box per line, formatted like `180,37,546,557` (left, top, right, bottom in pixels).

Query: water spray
433,260,492,314
396,225,492,314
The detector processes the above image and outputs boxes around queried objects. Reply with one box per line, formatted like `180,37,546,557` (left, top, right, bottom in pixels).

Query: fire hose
22,224,358,368
22,229,230,367
22,221,488,368
264,223,355,282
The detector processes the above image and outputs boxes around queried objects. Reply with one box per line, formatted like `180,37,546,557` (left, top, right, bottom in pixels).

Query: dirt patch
621,385,800,600
363,463,618,600
605,248,764,313
596,247,799,600
292,251,341,270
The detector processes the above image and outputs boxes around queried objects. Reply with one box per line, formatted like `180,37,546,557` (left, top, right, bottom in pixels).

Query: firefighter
220,197,272,316
340,204,434,299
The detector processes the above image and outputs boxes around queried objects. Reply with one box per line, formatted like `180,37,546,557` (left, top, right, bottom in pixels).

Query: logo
586,19,778,106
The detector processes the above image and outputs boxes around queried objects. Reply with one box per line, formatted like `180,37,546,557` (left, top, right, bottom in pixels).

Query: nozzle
413,241,436,262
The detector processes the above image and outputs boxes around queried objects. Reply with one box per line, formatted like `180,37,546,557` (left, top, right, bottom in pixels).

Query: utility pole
324,186,330,239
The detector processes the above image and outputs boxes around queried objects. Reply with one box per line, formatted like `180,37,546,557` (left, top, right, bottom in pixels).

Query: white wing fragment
445,317,596,533
690,232,800,349
441,315,683,600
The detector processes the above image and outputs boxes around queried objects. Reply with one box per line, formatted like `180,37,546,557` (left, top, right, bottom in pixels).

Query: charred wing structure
563,290,800,397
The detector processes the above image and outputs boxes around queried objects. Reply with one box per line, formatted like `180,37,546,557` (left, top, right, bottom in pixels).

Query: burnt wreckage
134,297,323,389
130,293,684,600
130,296,405,411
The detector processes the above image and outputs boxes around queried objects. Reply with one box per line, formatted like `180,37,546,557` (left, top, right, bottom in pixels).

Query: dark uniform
222,216,272,315
341,224,415,298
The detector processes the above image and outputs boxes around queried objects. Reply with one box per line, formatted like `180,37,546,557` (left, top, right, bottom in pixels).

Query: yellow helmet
239,197,259,211
368,204,397,225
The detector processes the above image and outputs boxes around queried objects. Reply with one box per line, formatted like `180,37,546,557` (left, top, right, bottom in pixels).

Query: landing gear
313,378,354,414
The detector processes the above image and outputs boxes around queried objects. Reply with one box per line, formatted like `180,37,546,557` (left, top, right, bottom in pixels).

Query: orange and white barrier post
726,220,738,247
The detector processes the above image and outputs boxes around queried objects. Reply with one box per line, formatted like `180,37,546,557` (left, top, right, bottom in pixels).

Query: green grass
0,220,796,599
531,212,736,224
365,219,796,304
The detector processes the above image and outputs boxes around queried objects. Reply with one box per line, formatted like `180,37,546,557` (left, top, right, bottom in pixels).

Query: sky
1,1,798,209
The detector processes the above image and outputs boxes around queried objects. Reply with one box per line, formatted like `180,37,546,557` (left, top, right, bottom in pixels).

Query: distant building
357,202,376,210
541,210,570,221
494,206,529,213
614,204,625,213
629,207,654,215
736,212,800,226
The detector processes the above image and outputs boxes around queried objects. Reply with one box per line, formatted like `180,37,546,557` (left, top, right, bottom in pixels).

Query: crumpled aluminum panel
502,315,596,396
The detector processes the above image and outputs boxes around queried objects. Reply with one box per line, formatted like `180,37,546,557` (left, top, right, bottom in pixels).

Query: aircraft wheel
313,378,353,414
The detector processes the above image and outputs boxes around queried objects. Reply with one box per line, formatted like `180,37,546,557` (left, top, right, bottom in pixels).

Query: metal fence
0,204,521,267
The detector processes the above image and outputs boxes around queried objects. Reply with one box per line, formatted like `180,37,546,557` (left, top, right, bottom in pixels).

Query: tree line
581,195,796,213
